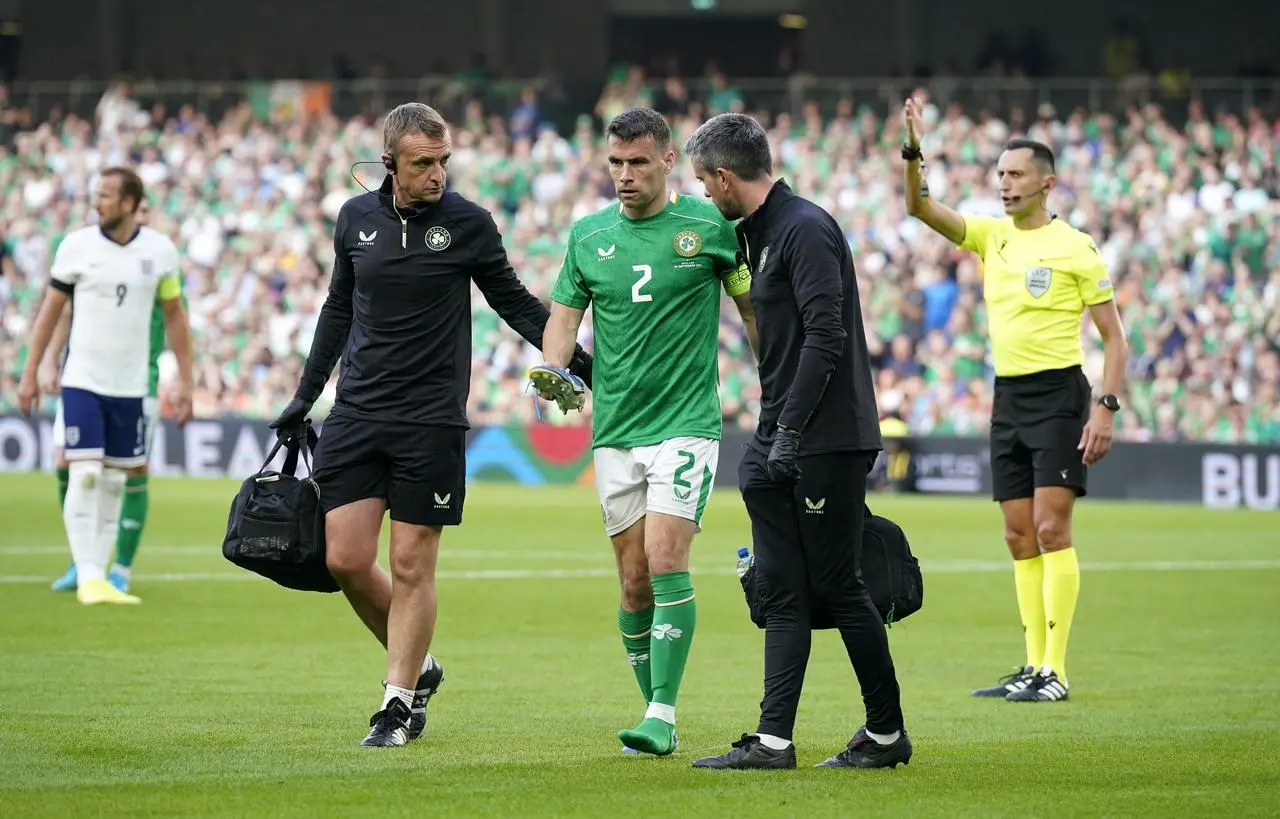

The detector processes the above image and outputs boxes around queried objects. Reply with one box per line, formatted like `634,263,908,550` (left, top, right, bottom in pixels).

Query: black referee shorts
310,413,466,527
990,365,1091,502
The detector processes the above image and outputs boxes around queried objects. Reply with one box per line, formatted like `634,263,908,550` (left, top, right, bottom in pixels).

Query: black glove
569,347,594,390
767,424,802,483
269,396,314,442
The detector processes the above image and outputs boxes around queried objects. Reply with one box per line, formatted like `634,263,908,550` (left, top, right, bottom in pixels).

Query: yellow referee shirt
959,216,1115,377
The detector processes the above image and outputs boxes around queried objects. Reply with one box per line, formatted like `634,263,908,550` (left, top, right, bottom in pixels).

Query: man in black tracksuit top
682,113,911,771
271,103,591,748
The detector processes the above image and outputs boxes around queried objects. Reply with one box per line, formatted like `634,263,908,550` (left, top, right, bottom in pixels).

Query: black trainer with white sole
1006,670,1069,702
361,698,412,747
972,665,1036,698
409,659,445,741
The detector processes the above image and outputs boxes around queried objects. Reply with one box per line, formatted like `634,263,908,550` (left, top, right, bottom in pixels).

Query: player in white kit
44,199,171,594
17,167,195,605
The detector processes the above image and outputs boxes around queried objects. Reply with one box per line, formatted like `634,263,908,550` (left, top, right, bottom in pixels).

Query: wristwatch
1097,394,1121,412
901,143,922,161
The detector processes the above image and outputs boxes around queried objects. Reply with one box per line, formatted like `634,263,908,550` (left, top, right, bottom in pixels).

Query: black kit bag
857,509,924,626
741,505,923,629
221,422,339,593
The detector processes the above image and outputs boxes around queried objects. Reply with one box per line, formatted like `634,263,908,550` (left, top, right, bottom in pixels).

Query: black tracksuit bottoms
739,446,905,740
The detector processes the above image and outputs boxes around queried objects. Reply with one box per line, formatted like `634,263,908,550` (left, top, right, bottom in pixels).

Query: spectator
0,79,1277,444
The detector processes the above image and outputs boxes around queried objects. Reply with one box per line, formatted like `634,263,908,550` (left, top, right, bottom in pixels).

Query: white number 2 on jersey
631,264,653,303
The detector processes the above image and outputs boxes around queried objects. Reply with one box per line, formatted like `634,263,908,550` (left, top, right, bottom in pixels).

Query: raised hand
903,97,924,148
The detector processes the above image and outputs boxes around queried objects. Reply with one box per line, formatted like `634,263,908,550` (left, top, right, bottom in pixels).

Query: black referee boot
1006,669,1069,702
972,665,1036,698
692,734,797,770
816,727,912,769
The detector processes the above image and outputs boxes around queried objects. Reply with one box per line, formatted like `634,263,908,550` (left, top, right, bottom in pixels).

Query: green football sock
618,572,695,756
56,467,69,510
113,475,149,569
648,571,696,710
618,606,654,705
619,716,676,756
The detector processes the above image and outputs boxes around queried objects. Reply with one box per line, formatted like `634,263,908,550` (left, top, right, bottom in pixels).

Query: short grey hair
683,113,772,181
383,102,449,156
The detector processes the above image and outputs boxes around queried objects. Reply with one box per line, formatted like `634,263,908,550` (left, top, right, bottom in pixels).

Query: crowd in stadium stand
1,73,1279,444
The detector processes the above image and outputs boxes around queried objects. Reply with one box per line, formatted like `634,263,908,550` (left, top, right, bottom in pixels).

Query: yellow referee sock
1012,555,1046,670
1042,547,1081,680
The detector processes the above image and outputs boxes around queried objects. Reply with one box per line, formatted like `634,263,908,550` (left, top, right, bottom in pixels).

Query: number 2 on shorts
673,449,695,501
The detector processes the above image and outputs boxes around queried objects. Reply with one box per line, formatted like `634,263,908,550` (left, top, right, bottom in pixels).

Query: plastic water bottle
735,547,754,579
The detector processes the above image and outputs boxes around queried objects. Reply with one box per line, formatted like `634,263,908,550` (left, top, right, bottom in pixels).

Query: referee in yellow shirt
901,97,1129,702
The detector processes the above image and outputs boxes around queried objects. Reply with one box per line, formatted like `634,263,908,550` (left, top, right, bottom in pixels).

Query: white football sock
382,684,414,711
97,468,126,583
867,729,902,745
755,733,792,750
65,461,105,582
645,702,676,725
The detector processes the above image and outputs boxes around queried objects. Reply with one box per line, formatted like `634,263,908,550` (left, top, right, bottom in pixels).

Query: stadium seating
1,81,1277,444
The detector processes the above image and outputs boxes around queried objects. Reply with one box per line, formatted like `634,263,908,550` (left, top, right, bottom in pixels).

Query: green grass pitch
1,473,1277,818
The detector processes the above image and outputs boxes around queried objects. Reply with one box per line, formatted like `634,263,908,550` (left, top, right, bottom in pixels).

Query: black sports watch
1097,394,1121,412
901,143,922,161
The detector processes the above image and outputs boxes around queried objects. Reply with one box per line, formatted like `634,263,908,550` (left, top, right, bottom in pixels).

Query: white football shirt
51,225,182,398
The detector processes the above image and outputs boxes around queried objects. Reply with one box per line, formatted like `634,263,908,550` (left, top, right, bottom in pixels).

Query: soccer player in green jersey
531,107,757,757
47,199,170,594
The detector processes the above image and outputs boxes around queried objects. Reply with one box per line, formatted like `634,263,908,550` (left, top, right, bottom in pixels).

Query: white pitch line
5,542,1277,574
920,559,1280,573
0,546,610,560
1,559,1278,585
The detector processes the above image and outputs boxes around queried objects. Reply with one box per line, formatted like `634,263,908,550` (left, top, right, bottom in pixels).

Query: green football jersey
147,275,185,398
147,303,164,398
551,192,751,450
